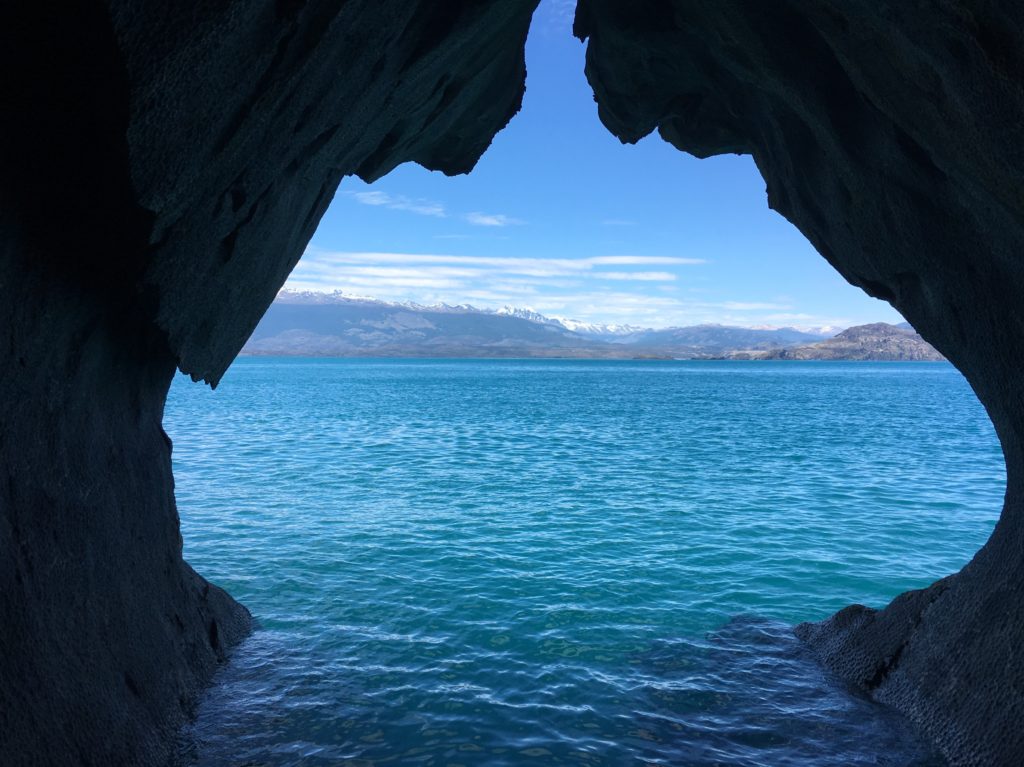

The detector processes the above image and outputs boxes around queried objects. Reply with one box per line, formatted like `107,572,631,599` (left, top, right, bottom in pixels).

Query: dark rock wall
0,6,247,766
0,2,537,765
0,163,252,765
112,0,539,385
575,2,1024,764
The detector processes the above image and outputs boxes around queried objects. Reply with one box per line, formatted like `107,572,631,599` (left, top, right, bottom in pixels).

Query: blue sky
286,0,902,330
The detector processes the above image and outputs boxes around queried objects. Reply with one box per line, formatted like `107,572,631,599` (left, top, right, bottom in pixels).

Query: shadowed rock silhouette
575,2,1024,763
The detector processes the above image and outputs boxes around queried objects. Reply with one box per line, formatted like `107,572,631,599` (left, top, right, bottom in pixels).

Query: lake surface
168,359,1004,766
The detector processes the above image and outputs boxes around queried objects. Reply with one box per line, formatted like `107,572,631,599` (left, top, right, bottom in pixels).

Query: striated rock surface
575,1,1023,764
0,2,537,765
743,322,944,361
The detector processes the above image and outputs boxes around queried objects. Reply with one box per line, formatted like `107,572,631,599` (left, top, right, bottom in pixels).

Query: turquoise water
168,359,1004,766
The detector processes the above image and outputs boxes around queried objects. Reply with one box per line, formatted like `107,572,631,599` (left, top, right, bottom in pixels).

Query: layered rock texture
575,1,1023,763
1,2,537,765
1,1,1021,765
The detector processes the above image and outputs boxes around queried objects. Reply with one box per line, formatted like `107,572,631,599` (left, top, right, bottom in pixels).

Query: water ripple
169,360,1002,766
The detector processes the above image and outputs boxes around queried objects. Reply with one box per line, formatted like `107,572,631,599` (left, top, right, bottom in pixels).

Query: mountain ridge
734,322,945,361
242,292,941,360
270,290,827,337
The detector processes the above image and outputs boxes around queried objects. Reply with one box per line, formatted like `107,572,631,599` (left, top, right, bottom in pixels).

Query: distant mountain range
241,291,942,360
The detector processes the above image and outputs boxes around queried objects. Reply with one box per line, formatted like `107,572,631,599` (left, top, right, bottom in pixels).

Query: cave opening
4,2,1021,766
163,4,1005,765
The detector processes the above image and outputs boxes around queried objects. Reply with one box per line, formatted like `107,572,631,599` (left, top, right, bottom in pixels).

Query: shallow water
168,359,1004,766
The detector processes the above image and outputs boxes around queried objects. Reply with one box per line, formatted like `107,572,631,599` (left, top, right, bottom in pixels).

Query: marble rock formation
1,0,1021,765
0,2,537,765
575,1,1023,764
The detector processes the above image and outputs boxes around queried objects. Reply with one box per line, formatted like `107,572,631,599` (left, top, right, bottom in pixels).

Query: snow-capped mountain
250,291,894,358
494,306,558,325
251,292,597,357
551,318,646,339
276,290,478,313
275,292,824,335
249,290,921,358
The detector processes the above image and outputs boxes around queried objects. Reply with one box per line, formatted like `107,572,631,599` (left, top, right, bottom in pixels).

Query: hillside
242,292,834,358
624,324,824,353
731,323,944,361
245,300,602,358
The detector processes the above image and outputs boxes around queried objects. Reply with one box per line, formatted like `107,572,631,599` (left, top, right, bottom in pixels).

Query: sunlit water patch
167,359,1004,766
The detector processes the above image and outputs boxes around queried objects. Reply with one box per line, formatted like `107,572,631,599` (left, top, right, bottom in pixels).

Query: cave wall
574,1,1024,764
0,7,251,765
0,2,538,765
112,0,540,384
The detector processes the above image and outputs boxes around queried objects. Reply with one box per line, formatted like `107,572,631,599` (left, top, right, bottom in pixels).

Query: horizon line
271,288,905,334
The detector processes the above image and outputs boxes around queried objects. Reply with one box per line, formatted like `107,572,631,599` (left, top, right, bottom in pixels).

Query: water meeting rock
574,2,1024,763
0,2,537,765
0,1,1021,765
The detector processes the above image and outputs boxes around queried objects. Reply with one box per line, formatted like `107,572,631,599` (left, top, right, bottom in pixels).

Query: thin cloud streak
284,248,850,330
465,212,524,227
308,265,485,280
349,190,446,218
303,249,705,270
535,0,577,34
345,190,525,229
717,301,793,311
590,255,705,265
599,271,677,281
291,263,681,287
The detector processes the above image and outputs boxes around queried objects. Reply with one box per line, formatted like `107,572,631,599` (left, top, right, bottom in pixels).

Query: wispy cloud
589,255,705,266
349,190,447,218
345,189,525,229
599,271,677,282
328,266,484,279
601,218,637,227
283,247,857,330
465,212,524,227
717,301,792,311
295,250,703,275
535,0,577,33
286,251,697,295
